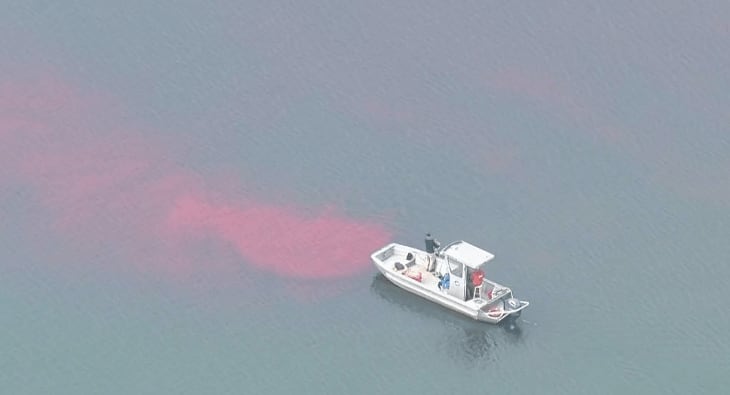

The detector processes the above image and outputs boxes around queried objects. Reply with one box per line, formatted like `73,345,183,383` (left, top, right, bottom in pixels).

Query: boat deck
376,246,438,283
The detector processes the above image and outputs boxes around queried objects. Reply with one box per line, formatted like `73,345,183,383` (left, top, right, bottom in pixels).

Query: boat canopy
441,241,495,269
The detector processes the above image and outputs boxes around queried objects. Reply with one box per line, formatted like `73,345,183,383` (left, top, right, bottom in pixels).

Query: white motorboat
371,234,529,325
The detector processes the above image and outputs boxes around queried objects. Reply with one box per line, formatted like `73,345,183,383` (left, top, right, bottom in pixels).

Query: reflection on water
369,274,522,364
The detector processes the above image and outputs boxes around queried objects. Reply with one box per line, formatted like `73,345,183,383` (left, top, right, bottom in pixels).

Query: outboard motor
505,298,522,317
502,297,522,331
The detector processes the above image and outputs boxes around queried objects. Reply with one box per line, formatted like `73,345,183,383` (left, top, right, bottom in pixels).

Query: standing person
425,233,439,253
425,233,441,271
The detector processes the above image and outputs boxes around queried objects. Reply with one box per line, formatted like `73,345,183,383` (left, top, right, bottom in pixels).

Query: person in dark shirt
425,233,440,253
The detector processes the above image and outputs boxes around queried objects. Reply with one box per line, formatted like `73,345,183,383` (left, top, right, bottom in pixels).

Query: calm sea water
2,2,729,394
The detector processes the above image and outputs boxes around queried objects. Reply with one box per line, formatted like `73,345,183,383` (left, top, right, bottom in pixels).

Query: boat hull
380,267,489,321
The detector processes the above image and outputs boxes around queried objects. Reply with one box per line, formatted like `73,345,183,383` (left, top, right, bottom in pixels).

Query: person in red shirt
469,269,485,299
471,269,484,287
